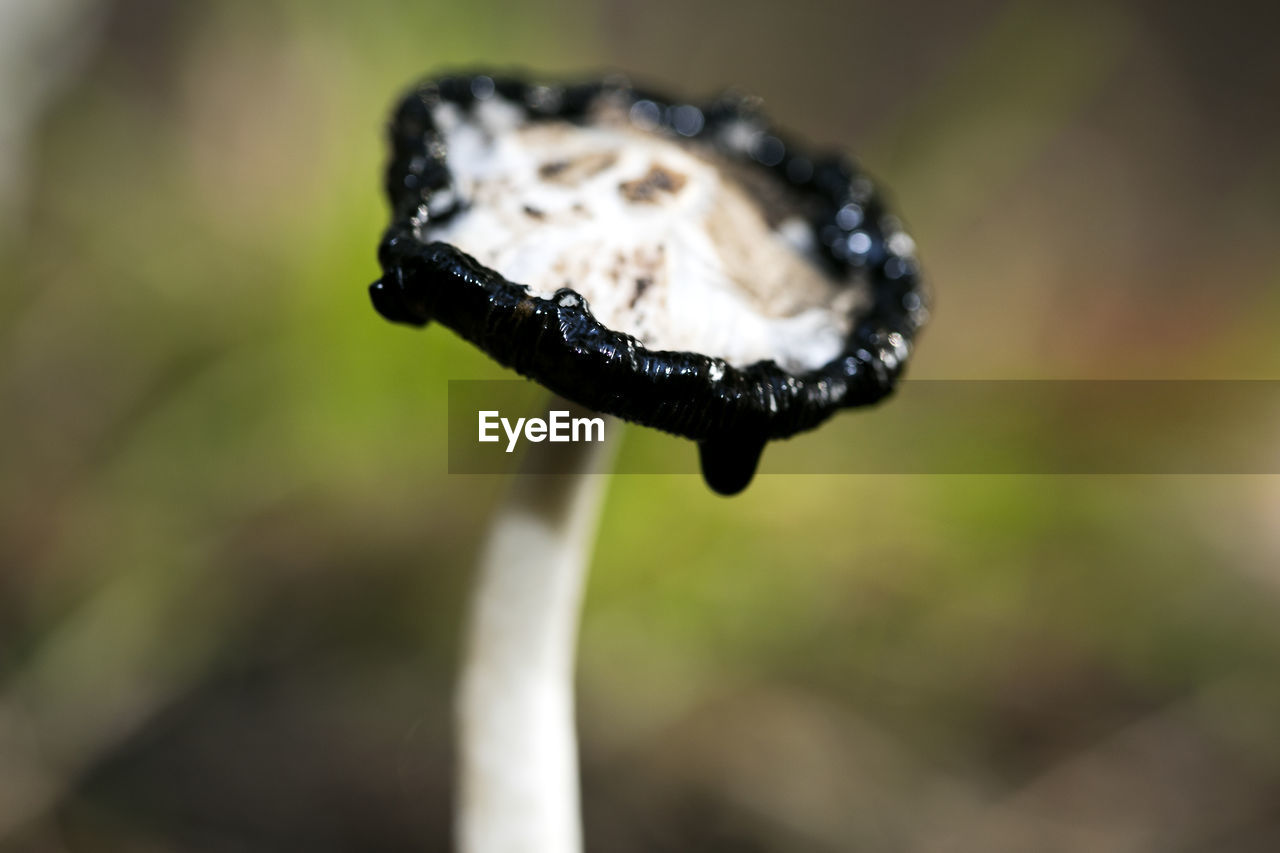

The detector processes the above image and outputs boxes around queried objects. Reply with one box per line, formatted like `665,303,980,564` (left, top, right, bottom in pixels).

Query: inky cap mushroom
370,72,928,494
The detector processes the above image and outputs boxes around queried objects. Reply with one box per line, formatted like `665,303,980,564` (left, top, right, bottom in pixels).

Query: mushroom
368,73,927,851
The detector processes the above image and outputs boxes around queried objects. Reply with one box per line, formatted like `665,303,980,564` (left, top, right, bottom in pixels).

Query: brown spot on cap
629,276,653,309
539,159,569,179
619,164,688,203
538,151,618,185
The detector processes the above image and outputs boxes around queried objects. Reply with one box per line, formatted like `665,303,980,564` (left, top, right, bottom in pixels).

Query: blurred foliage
2,0,1280,850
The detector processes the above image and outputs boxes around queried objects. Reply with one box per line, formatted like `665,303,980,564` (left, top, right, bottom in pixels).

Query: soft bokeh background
3,0,1280,850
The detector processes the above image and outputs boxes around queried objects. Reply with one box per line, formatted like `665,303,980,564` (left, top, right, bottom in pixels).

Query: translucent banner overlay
448,380,1280,475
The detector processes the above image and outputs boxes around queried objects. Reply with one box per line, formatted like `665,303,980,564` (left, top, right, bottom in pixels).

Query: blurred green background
3,0,1280,850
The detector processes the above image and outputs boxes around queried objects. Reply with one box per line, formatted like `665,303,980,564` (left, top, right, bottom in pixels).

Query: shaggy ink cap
370,73,929,495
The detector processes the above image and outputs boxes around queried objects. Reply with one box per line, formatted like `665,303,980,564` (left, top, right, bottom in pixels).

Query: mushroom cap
370,73,929,494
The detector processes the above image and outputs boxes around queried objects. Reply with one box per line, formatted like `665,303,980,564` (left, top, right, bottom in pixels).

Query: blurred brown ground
1,0,1279,850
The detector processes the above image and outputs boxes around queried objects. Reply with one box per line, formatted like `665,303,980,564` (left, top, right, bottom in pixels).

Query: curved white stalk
456,398,620,853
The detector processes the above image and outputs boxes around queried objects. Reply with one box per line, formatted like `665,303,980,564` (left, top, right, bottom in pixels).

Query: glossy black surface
370,72,929,494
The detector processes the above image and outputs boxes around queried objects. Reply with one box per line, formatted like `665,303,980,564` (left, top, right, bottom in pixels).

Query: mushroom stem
457,397,619,853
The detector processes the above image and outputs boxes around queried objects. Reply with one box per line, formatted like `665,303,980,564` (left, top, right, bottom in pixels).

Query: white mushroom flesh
429,99,865,373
